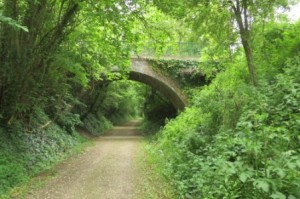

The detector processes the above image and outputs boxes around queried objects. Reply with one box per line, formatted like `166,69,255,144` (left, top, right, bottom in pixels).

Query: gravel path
28,120,143,199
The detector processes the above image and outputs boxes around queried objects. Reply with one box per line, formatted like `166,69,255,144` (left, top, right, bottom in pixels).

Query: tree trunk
241,36,257,86
232,0,258,86
0,0,82,124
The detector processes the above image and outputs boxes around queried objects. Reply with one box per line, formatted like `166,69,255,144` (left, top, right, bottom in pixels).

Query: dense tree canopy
154,0,297,85
0,0,299,198
0,0,142,126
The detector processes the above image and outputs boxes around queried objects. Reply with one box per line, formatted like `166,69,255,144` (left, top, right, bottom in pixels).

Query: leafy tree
132,5,194,58
0,0,151,195
0,0,82,126
0,0,145,128
153,0,296,85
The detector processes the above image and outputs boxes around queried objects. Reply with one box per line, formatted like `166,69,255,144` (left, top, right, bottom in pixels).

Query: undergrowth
148,58,210,88
148,54,300,198
0,109,88,198
135,141,178,199
143,21,300,198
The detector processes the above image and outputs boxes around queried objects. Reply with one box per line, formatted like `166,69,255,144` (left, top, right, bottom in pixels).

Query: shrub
0,109,87,197
149,56,300,198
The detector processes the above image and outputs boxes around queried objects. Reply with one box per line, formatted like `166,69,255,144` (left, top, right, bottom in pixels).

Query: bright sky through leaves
287,2,300,21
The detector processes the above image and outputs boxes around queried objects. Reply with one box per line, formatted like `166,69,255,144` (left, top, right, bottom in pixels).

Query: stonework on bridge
130,58,188,111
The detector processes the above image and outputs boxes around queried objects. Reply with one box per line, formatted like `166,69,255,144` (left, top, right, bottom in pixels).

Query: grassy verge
134,141,178,199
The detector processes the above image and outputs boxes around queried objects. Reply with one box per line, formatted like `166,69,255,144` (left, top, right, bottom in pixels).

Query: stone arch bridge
127,58,189,111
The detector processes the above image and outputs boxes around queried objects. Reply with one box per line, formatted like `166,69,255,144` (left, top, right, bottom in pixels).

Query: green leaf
296,159,300,168
0,13,29,32
288,195,297,199
254,180,269,193
271,192,286,199
239,172,248,183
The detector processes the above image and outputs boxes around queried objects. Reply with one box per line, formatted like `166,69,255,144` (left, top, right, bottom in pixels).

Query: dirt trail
28,120,143,199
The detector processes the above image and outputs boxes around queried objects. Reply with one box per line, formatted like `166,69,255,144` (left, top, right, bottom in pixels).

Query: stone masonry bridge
128,58,188,111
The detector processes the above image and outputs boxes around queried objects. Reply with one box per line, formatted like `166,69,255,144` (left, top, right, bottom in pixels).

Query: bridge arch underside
129,71,187,111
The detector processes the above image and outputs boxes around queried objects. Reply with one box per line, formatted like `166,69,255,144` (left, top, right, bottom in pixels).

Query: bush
0,109,87,197
0,152,28,196
82,113,113,135
149,56,300,198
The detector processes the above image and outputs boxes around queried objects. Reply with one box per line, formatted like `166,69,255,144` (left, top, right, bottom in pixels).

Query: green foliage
0,0,145,128
139,119,162,137
148,53,300,198
254,21,300,81
144,12,300,197
102,81,145,123
133,5,194,58
0,152,28,195
82,113,113,135
0,0,299,197
148,59,209,88
0,1,147,194
0,12,28,31
135,141,179,199
153,0,294,85
79,80,146,135
0,109,87,197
